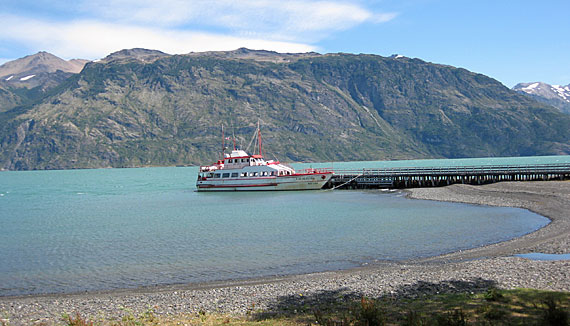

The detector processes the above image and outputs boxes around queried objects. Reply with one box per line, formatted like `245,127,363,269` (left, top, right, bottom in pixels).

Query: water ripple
0,165,551,296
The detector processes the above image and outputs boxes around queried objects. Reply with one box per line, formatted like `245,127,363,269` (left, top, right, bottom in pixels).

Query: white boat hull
196,173,332,191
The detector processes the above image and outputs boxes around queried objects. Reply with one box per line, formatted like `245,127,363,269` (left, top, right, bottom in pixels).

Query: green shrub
484,287,504,302
541,297,568,326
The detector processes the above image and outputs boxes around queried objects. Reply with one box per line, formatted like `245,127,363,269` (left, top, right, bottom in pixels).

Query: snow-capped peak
514,82,570,102
513,81,570,113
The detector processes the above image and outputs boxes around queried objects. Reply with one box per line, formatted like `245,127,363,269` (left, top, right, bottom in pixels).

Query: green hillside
1,49,568,170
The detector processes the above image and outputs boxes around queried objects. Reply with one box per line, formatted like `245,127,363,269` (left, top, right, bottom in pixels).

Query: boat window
214,173,221,178
207,173,214,178
249,172,258,177
241,159,246,163
231,173,238,177
241,172,247,177
262,171,268,176
270,171,276,176
222,173,230,178
228,159,233,163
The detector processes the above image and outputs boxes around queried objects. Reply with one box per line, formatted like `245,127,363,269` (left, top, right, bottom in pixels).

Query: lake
1,155,565,296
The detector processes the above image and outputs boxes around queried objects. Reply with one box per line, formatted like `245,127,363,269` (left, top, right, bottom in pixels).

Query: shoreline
406,181,570,260
1,181,569,324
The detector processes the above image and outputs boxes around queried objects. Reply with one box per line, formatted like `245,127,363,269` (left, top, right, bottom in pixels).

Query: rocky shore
1,181,568,325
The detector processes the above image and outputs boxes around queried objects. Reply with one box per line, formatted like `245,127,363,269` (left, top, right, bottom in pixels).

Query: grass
5,288,566,326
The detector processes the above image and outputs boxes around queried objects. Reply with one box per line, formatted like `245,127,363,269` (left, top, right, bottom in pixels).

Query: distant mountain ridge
0,52,89,112
0,51,88,79
0,48,569,170
513,82,570,114
99,48,170,63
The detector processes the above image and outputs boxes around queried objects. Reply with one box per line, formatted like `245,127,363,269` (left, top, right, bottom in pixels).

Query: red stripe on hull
197,183,279,189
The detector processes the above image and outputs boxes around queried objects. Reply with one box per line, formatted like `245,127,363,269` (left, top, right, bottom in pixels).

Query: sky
0,0,568,87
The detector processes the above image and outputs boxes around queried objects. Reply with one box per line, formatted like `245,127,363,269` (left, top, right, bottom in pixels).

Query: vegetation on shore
46,288,569,326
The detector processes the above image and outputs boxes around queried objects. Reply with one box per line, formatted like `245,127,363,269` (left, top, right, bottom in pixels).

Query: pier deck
327,163,570,189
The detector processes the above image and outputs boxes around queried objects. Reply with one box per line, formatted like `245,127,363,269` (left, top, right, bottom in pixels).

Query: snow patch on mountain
552,85,569,101
19,74,36,81
513,81,570,114
521,82,539,91
514,82,570,102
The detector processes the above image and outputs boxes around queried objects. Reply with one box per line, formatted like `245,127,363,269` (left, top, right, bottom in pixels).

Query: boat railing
330,163,570,177
296,167,335,174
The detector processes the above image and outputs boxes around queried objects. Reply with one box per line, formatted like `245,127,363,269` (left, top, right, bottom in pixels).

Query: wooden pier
326,163,570,189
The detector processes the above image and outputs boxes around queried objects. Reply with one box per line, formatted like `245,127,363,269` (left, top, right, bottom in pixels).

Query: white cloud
0,15,317,60
371,12,399,23
0,1,397,60
79,0,397,40
80,0,200,27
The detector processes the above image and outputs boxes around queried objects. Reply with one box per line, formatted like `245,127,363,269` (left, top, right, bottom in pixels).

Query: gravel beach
1,181,569,325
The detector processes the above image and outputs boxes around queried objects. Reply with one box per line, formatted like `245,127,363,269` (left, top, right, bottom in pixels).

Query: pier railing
328,163,570,189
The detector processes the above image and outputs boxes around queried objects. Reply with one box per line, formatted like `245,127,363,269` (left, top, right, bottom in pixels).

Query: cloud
0,14,317,60
80,0,397,41
0,1,397,60
371,12,399,23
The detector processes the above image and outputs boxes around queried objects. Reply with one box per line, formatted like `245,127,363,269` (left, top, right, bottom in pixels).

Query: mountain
0,49,569,170
99,48,170,63
513,82,570,114
0,52,89,112
187,47,321,62
0,51,87,77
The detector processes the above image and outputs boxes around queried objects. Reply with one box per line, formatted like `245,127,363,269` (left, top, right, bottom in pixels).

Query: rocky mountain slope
1,49,569,170
513,82,570,114
0,52,89,112
98,48,170,64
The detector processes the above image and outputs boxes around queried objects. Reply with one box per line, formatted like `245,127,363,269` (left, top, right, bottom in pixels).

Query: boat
196,124,333,191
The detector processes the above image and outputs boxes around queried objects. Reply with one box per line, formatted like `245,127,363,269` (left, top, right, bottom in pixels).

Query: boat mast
257,120,263,157
231,122,237,151
221,124,224,160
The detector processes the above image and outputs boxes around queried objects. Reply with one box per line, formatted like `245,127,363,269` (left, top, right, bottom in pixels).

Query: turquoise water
515,253,570,261
0,156,563,296
295,154,570,170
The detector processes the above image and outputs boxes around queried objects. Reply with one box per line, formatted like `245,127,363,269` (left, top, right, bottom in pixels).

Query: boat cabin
198,149,294,180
